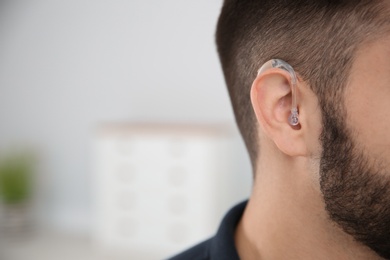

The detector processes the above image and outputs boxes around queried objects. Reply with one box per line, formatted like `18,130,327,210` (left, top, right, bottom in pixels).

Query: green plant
0,153,32,205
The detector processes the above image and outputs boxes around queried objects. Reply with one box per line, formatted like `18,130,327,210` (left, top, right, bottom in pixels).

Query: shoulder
167,238,212,260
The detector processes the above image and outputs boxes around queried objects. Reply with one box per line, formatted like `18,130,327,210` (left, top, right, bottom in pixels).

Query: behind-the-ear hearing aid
257,59,299,126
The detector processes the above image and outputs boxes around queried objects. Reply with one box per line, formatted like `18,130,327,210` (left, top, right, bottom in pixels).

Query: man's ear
250,68,308,157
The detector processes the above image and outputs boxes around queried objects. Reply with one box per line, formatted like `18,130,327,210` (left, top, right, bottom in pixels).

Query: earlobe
250,64,307,157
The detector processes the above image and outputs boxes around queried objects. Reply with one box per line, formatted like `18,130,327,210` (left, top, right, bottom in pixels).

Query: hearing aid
257,59,299,126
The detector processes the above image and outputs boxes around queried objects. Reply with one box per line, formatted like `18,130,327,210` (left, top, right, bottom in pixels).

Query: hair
216,0,390,172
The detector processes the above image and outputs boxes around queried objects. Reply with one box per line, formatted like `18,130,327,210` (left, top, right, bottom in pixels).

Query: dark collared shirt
168,200,247,260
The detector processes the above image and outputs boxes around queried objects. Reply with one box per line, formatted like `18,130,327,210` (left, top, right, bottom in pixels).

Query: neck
235,156,382,260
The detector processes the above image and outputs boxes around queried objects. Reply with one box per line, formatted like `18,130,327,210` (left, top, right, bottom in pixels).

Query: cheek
346,80,390,165
343,36,390,168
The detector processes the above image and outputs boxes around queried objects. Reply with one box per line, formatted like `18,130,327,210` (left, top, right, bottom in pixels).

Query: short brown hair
216,0,390,172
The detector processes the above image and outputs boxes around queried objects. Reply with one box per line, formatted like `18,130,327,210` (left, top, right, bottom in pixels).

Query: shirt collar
209,200,248,260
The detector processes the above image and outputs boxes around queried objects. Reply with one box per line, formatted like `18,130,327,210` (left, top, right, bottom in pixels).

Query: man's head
216,0,390,169
216,0,390,258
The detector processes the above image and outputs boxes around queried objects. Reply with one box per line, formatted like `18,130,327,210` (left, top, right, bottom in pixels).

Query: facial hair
319,110,390,259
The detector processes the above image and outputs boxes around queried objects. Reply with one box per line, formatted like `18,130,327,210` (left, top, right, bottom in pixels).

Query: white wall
0,0,252,233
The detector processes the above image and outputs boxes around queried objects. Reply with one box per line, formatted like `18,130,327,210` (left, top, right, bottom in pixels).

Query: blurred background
0,1,252,259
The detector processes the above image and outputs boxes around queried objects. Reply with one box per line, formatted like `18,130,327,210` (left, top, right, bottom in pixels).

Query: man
169,0,390,259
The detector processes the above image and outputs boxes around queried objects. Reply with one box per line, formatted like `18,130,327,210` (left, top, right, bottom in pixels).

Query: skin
234,35,390,260
345,36,390,173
